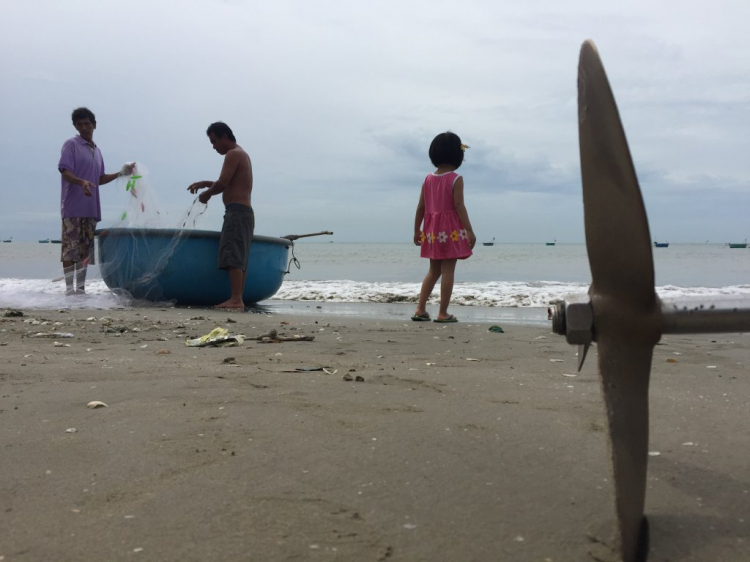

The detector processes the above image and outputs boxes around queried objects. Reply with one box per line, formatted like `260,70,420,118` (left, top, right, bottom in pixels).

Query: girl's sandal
433,315,458,323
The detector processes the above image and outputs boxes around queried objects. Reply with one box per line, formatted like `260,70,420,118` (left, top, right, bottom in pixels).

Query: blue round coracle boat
96,228,291,306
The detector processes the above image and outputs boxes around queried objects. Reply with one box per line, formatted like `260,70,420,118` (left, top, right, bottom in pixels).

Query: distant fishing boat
38,238,50,243
51,240,62,244
482,237,495,247
727,240,748,249
2,237,11,243
546,238,556,246
653,241,669,248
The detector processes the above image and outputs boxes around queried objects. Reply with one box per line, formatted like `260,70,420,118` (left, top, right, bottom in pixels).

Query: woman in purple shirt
58,107,133,295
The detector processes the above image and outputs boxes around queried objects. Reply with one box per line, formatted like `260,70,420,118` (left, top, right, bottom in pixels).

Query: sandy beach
0,307,747,561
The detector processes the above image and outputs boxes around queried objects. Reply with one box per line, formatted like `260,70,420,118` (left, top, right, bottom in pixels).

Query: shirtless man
188,122,254,310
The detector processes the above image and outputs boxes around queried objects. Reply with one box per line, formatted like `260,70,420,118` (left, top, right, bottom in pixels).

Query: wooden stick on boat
281,230,333,241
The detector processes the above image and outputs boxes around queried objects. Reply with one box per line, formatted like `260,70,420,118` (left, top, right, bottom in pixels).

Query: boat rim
95,227,292,247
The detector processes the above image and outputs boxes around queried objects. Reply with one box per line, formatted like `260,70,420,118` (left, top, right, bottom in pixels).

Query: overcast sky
2,0,749,243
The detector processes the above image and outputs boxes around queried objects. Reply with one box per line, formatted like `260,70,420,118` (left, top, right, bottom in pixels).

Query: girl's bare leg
415,259,442,316
437,259,457,319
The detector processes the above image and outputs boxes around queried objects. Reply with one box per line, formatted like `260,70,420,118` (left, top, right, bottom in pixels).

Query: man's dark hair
72,107,96,125
429,131,464,169
206,122,236,142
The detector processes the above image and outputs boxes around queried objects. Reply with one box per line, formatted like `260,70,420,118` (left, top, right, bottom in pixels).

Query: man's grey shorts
218,204,254,272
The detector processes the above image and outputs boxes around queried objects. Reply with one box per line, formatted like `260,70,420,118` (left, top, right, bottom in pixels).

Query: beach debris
189,316,207,321
250,329,314,343
140,344,148,348
549,359,565,362
3,309,23,318
226,317,237,323
185,328,245,347
562,373,577,377
32,331,74,338
65,428,77,433
488,325,505,333
322,368,338,375
343,373,353,381
156,348,171,355
426,362,436,366
87,401,108,409
648,451,661,457
53,341,70,348
465,358,480,362
707,365,717,369
666,358,678,363
355,375,365,382
223,357,236,364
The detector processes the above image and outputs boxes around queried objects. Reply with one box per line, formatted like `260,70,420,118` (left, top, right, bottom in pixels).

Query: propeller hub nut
565,295,594,345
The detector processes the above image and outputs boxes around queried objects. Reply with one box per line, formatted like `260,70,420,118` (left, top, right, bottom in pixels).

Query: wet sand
1,307,747,561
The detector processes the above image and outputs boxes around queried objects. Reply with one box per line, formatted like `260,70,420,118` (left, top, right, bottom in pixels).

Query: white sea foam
2,277,750,310
273,280,750,308
0,278,130,310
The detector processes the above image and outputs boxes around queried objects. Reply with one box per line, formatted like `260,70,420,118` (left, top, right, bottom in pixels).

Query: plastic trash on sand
185,327,245,348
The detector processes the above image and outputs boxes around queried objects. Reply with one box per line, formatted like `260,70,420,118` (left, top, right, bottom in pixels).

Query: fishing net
96,162,209,304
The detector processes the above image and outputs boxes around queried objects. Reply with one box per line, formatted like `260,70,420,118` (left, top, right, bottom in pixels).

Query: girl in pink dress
412,132,476,323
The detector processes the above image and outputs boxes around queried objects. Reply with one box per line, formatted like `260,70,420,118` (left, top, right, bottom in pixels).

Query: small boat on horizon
51,240,62,244
38,238,50,243
653,241,669,248
546,238,557,246
727,240,748,249
2,237,11,243
482,237,495,247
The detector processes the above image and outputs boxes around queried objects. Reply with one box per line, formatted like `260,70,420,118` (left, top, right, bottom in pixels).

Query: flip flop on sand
411,313,431,322
433,315,458,323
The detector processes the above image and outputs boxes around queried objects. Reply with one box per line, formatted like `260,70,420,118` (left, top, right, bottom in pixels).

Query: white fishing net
96,162,208,304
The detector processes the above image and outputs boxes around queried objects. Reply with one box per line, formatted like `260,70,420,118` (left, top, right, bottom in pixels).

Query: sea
1,241,749,325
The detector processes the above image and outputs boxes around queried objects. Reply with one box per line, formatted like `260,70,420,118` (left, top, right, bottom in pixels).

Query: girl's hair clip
460,143,471,151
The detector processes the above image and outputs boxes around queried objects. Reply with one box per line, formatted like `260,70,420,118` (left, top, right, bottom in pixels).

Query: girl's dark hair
72,107,96,125
429,131,464,168
206,121,236,142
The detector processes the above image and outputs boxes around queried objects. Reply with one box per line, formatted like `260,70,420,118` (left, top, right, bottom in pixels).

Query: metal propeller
549,40,750,562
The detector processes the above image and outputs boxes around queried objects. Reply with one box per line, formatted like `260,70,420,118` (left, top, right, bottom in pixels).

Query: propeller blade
597,338,653,562
577,40,662,562
578,40,655,310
